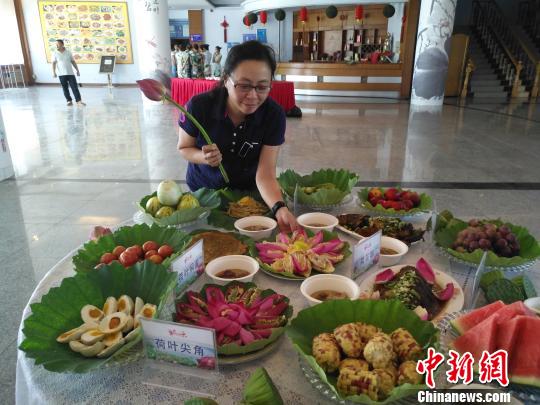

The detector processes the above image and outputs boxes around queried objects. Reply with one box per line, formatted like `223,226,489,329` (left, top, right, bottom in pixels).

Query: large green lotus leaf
286,299,439,404
19,261,176,373
175,282,293,356
434,214,540,267
139,188,221,226
72,223,192,273
207,188,270,231
252,229,351,280
242,367,284,405
278,169,358,205
358,187,433,215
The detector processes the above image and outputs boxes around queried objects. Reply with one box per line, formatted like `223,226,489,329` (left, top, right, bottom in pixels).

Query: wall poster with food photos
38,1,133,64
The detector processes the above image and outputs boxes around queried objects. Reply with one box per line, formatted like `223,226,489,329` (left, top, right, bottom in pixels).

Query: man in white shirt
52,39,85,106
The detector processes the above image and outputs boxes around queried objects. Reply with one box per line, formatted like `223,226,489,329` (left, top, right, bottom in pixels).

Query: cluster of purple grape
451,219,520,257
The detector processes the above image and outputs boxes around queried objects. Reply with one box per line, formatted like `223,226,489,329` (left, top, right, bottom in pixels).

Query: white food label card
352,230,382,278
140,318,218,371
171,239,204,296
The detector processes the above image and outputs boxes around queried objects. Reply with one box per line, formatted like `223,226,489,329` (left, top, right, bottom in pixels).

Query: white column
0,109,14,181
133,0,171,79
411,0,457,106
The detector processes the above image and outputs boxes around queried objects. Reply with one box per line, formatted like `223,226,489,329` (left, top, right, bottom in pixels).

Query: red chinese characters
479,350,509,387
417,347,445,389
446,350,474,385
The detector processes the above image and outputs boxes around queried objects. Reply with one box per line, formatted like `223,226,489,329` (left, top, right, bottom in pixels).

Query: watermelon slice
495,316,523,354
452,314,499,361
489,301,535,326
451,301,505,335
508,316,540,387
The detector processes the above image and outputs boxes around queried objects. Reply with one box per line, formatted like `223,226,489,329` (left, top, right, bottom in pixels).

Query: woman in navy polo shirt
177,41,298,232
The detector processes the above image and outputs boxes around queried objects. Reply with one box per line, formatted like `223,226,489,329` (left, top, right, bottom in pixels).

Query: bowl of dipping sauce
300,274,360,306
297,212,339,233
379,236,409,267
234,216,277,241
524,297,540,316
205,255,259,285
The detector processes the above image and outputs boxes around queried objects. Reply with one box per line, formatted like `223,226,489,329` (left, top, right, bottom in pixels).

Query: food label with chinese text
171,239,204,296
352,230,382,278
140,318,218,371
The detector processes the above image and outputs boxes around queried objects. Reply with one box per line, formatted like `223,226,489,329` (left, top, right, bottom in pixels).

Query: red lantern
243,15,251,27
259,10,267,25
299,7,308,24
220,17,229,42
355,5,363,22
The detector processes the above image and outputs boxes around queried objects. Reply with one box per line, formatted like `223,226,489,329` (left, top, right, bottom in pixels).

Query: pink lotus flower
256,230,346,276
89,226,112,241
175,286,289,348
136,78,229,184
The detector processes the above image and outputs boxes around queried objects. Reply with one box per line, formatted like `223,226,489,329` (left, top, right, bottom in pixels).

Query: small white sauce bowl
300,274,360,306
379,236,409,267
524,297,540,316
205,255,259,285
297,212,339,233
234,216,277,241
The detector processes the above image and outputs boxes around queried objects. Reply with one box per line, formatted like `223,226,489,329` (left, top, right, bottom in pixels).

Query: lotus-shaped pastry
175,284,290,348
256,229,347,277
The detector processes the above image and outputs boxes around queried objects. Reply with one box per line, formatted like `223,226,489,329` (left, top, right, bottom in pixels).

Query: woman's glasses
228,77,271,94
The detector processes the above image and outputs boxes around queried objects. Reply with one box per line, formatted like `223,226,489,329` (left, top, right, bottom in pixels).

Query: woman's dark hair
56,39,64,45
187,44,192,50
193,44,199,51
222,40,276,80
179,43,186,51
208,41,276,100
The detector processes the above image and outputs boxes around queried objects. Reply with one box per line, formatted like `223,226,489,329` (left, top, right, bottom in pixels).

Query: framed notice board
38,1,133,64
99,55,115,73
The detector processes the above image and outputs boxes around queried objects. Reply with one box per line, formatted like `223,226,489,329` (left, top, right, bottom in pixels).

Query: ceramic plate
358,264,465,322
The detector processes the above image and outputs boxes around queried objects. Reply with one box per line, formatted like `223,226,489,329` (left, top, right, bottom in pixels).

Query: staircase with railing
471,0,539,98
518,0,540,48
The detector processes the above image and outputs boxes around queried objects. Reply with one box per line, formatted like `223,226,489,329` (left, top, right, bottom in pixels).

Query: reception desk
276,62,403,98
170,78,298,114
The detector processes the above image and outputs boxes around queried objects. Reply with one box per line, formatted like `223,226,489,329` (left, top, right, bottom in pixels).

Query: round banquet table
16,198,540,404
170,78,298,114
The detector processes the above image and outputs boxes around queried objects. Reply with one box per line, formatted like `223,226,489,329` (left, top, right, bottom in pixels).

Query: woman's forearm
178,147,206,164
256,172,284,208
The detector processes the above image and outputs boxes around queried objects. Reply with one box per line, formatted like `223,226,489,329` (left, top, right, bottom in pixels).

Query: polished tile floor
1,86,540,403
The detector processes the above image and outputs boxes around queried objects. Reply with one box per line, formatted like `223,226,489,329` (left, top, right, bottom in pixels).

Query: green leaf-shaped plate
434,214,540,268
286,299,439,404
19,261,176,373
251,230,351,280
72,223,192,273
207,188,271,231
138,188,221,226
175,281,293,356
278,168,358,206
358,187,433,216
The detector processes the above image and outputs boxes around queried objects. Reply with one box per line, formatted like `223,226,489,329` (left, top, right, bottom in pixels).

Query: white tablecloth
15,201,540,404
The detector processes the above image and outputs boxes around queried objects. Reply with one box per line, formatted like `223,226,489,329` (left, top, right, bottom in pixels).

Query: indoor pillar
410,0,457,105
133,0,171,79
0,109,14,181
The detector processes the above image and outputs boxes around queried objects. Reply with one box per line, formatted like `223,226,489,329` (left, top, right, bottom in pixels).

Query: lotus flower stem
136,78,229,184
166,96,229,184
